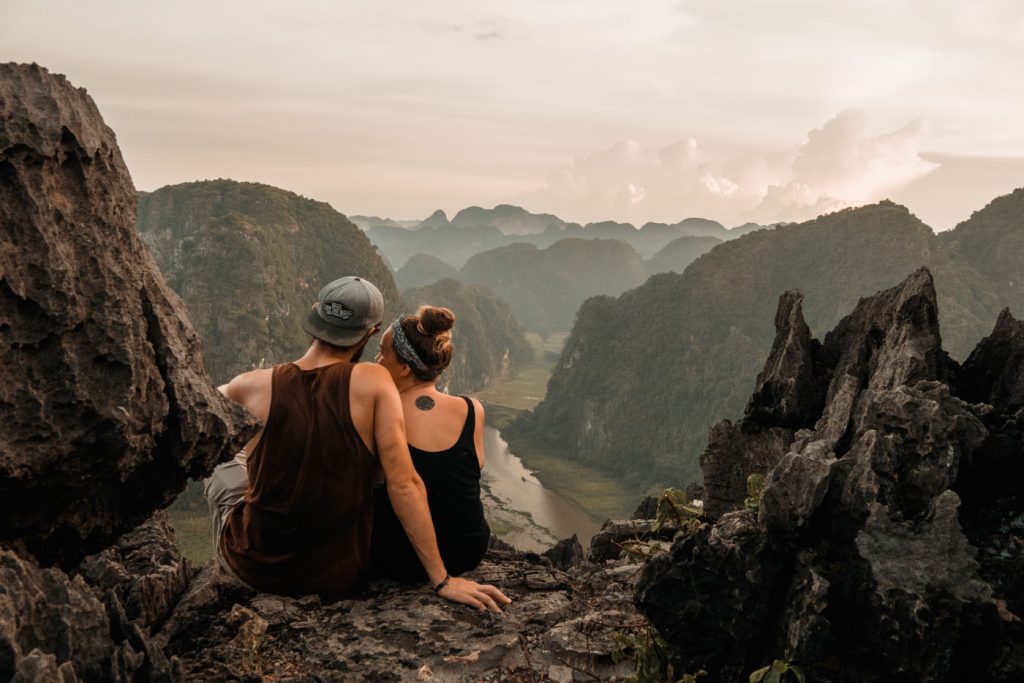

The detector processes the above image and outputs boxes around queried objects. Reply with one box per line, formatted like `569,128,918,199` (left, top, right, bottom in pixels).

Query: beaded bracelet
432,574,452,593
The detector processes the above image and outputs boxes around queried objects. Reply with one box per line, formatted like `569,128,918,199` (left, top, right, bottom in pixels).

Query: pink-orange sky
4,0,1024,230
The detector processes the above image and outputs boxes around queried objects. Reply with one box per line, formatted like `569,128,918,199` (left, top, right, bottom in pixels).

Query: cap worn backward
302,275,384,346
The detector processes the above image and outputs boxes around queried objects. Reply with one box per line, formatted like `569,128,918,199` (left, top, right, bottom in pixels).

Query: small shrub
749,659,805,683
744,473,765,512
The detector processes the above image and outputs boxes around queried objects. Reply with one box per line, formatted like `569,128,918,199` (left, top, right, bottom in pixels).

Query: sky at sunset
4,0,1024,230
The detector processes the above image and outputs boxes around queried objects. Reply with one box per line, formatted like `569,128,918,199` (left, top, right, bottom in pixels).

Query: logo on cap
322,301,355,320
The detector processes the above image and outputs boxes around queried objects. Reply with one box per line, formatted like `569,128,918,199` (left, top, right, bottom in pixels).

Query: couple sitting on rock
204,275,511,612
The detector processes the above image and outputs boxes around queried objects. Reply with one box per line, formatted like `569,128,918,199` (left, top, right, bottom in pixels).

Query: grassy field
478,331,639,522
477,332,566,411
168,505,214,566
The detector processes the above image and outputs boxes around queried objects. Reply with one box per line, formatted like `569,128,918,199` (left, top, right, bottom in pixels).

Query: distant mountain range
390,234,722,334
511,192,1024,489
361,204,768,268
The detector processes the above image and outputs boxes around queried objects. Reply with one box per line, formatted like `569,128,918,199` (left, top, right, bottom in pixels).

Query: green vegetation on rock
401,278,533,394
137,179,402,384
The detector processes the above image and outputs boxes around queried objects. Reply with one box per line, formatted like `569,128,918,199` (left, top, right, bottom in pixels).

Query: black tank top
371,396,490,581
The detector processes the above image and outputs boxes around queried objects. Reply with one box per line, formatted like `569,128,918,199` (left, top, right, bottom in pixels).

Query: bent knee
205,460,248,508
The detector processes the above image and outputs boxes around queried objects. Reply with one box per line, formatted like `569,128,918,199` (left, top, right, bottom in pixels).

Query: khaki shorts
203,457,255,588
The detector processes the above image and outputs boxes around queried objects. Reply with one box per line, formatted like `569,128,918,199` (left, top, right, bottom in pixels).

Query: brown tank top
220,361,376,601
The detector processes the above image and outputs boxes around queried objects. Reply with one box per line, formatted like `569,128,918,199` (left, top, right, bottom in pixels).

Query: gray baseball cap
302,276,384,347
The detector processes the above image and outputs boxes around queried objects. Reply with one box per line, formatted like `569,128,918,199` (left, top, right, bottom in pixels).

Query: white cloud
520,110,938,226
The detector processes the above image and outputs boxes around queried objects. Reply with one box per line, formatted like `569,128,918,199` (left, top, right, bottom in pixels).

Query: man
205,276,510,611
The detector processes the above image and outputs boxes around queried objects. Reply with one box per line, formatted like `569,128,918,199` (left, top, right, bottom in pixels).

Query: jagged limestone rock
0,526,182,683
744,290,829,429
0,63,258,566
636,268,1024,682
958,308,1024,414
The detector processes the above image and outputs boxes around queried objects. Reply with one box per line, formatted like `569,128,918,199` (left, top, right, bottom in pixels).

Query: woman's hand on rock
438,577,512,613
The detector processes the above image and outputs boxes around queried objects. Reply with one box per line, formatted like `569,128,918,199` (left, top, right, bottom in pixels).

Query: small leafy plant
744,473,765,512
654,488,704,536
749,659,805,683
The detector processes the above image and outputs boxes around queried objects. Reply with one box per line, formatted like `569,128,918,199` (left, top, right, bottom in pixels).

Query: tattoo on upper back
415,396,435,411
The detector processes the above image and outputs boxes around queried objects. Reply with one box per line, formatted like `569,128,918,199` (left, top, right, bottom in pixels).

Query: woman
371,305,491,581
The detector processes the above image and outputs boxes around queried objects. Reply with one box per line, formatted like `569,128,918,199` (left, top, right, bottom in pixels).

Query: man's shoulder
349,362,393,393
219,367,274,400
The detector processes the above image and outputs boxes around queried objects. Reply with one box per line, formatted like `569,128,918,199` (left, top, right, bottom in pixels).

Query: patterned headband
390,318,429,375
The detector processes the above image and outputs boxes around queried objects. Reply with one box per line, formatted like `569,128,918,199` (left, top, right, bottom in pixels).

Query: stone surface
0,517,182,682
542,534,585,571
162,548,642,682
79,511,190,633
636,268,1024,682
0,63,258,566
744,291,829,429
700,422,795,519
587,519,681,563
958,308,1024,414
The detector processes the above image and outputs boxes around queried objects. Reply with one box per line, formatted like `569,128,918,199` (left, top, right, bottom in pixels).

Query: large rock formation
0,63,257,566
701,290,829,518
637,268,1024,682
0,63,257,682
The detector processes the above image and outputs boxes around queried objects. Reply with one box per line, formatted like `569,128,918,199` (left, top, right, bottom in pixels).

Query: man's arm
368,365,510,612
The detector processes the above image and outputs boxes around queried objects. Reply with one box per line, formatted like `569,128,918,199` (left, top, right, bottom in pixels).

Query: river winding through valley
480,426,603,552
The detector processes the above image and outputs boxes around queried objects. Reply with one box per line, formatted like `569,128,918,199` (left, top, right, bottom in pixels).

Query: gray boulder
0,63,257,566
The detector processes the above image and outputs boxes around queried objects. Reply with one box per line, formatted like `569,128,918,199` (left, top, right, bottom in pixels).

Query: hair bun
416,305,455,336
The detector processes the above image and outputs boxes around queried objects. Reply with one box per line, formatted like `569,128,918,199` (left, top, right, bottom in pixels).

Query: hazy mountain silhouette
450,204,569,235
395,253,460,289
366,204,768,267
645,235,723,276
460,238,648,335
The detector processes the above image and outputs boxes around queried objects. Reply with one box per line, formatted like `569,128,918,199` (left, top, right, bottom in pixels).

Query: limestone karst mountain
401,278,534,394
637,269,1024,682
515,200,1020,488
347,214,419,230
394,252,460,289
137,179,403,384
461,238,648,334
645,234,723,276
450,203,568,235
940,187,1024,318
367,221,508,269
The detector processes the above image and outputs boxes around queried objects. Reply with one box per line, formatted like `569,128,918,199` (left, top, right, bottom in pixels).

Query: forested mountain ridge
137,180,402,384
645,235,723,275
395,252,460,289
513,198,1022,488
460,238,648,335
940,187,1024,317
401,278,534,394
